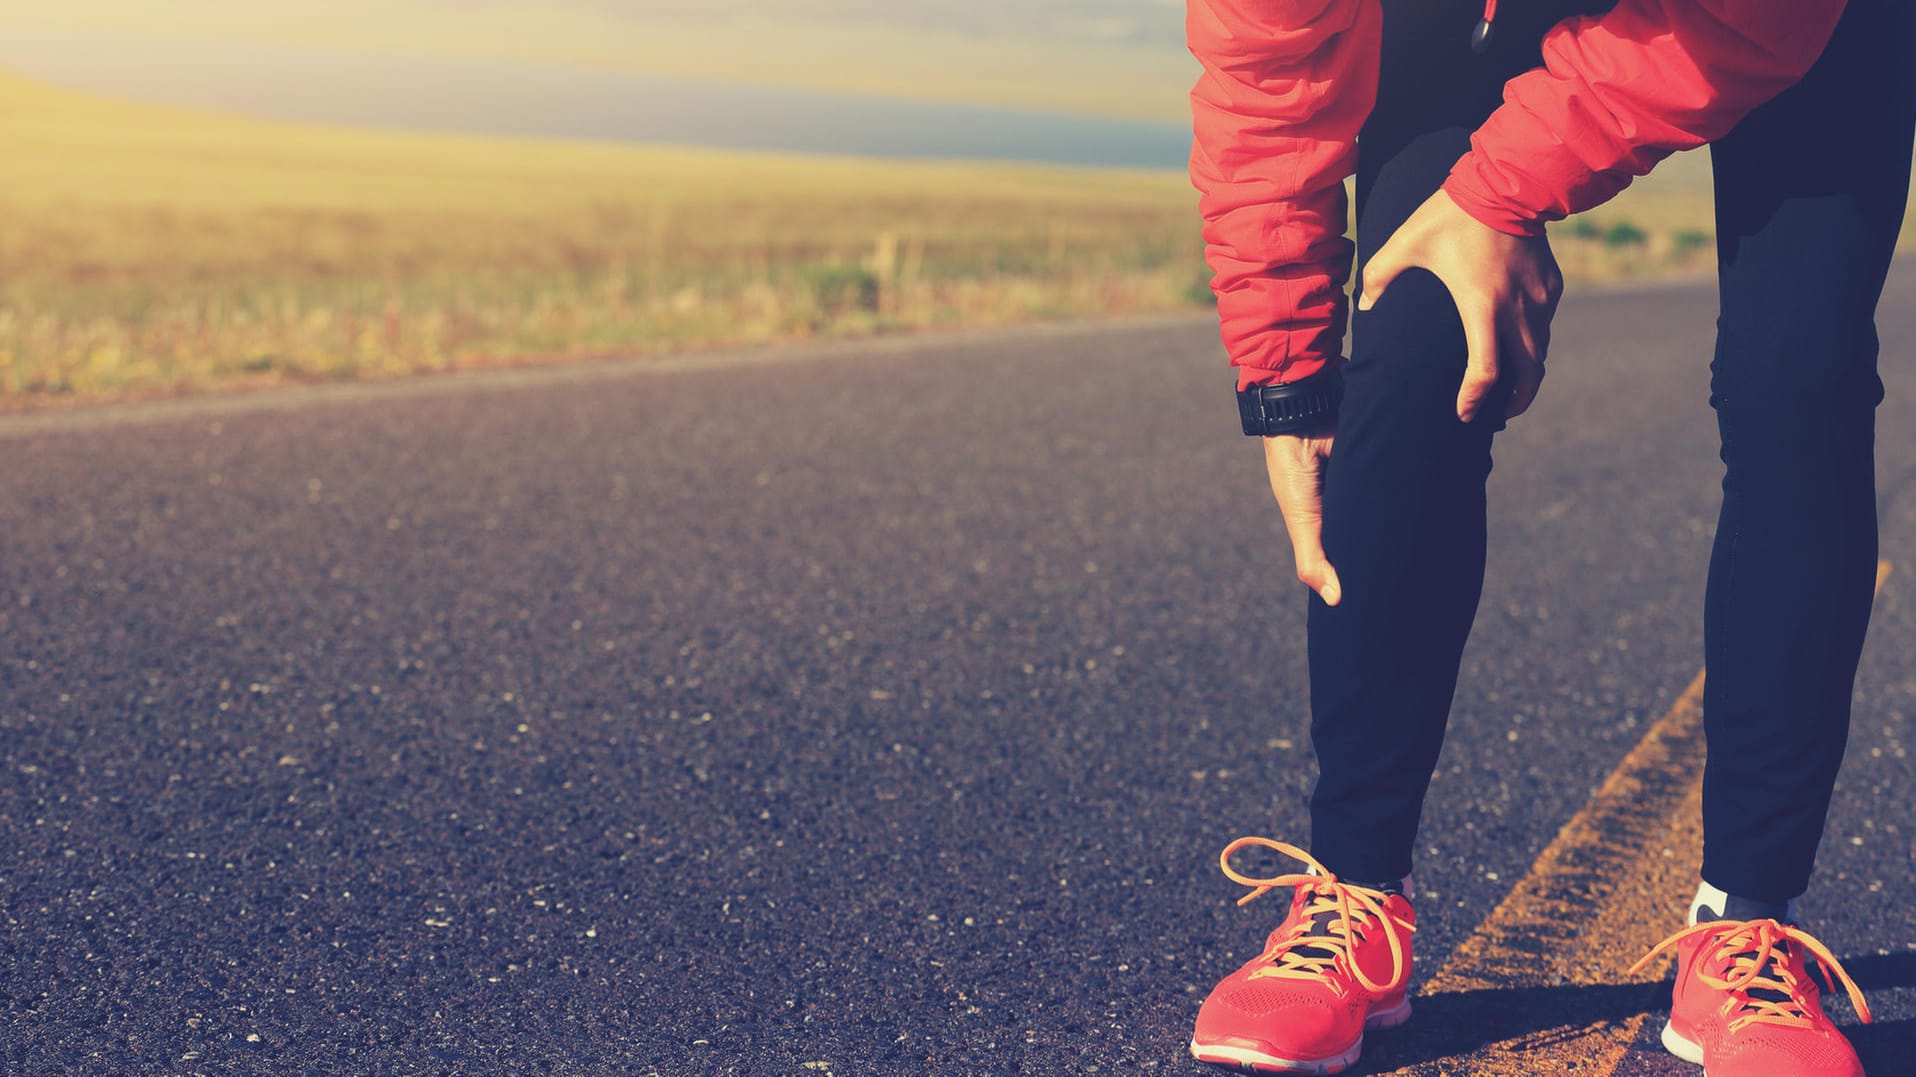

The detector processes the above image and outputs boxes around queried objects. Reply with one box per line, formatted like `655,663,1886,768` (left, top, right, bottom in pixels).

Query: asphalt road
4,267,1916,1076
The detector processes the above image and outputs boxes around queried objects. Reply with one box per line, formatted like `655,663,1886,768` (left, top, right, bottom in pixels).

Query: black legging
1305,0,1915,903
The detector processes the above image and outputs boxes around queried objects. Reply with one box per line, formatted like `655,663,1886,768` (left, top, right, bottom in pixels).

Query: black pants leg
1307,0,1610,882
1700,0,1916,904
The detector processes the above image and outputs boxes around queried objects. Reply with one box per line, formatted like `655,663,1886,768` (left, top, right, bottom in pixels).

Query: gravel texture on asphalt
4,269,1915,1075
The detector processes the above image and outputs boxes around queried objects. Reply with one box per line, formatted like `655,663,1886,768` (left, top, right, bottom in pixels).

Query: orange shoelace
1628,919,1873,1032
1218,837,1414,996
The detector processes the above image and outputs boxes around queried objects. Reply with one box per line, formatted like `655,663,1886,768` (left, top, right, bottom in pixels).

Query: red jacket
1189,0,1846,391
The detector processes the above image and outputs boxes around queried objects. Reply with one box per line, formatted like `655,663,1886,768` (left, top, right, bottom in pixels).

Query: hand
1358,189,1562,422
1264,430,1341,606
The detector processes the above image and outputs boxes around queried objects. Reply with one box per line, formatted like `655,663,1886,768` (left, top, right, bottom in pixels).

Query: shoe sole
1659,1021,1706,1068
1189,999,1413,1074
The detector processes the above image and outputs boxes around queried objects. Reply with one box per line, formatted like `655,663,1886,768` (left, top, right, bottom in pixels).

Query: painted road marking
1378,560,1892,1076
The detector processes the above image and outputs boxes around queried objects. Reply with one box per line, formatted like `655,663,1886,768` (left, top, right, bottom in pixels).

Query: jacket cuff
1236,353,1338,392
1441,171,1546,239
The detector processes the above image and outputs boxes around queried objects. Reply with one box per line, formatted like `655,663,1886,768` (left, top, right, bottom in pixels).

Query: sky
519,0,1185,48
0,0,1200,124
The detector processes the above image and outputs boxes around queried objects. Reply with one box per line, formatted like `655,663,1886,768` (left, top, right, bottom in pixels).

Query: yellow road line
1377,560,1891,1076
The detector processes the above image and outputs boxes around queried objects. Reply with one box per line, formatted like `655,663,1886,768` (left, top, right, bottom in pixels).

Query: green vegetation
1603,221,1649,247
1672,229,1713,257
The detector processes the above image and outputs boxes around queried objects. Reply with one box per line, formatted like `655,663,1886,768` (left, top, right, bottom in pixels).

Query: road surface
4,268,1915,1074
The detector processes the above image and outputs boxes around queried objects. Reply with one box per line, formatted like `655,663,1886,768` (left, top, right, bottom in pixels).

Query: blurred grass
1,70,1872,407
0,70,1209,401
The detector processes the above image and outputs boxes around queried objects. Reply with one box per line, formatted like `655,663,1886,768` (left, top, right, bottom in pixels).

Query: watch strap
1236,367,1344,436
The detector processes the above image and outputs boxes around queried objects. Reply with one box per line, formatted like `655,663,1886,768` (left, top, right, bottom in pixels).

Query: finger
1455,300,1501,423
1505,355,1545,418
1505,293,1555,417
1514,296,1550,366
1356,245,1403,312
1265,440,1341,606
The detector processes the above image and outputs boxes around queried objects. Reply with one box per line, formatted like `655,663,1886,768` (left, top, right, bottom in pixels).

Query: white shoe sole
1190,999,1413,1074
1660,1020,1707,1067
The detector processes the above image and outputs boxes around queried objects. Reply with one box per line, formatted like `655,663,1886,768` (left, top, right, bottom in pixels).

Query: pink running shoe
1191,838,1415,1074
1631,917,1871,1077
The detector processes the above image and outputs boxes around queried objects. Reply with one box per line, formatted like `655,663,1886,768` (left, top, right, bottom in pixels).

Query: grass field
0,68,1849,407
0,70,1213,400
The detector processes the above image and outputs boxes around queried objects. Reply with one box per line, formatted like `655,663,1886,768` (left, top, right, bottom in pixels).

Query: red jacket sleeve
1189,0,1381,390
1444,0,1847,236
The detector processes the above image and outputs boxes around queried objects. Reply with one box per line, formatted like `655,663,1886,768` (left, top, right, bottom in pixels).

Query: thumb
1315,562,1344,607
1288,529,1343,608
1357,244,1404,312
1264,434,1341,605
1294,553,1342,607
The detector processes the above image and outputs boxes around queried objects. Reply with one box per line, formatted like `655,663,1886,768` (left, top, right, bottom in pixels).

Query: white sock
1690,880,1796,926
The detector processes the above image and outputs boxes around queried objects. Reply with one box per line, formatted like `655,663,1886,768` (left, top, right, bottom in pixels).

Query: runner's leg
1701,0,1916,905
1307,0,1612,882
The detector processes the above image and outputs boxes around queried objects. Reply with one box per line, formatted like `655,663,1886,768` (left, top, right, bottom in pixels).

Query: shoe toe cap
1712,1027,1863,1077
1193,980,1357,1059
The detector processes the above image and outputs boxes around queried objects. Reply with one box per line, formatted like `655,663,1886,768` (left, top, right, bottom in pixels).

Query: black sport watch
1236,366,1344,436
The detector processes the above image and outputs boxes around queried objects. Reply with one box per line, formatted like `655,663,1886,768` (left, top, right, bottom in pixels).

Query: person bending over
1184,1,1913,1073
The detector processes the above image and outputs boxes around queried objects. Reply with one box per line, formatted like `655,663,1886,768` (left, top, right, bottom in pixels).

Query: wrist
1237,365,1344,437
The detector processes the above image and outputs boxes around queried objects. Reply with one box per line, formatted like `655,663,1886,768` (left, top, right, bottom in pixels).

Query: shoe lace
1218,836,1414,997
1628,919,1873,1032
